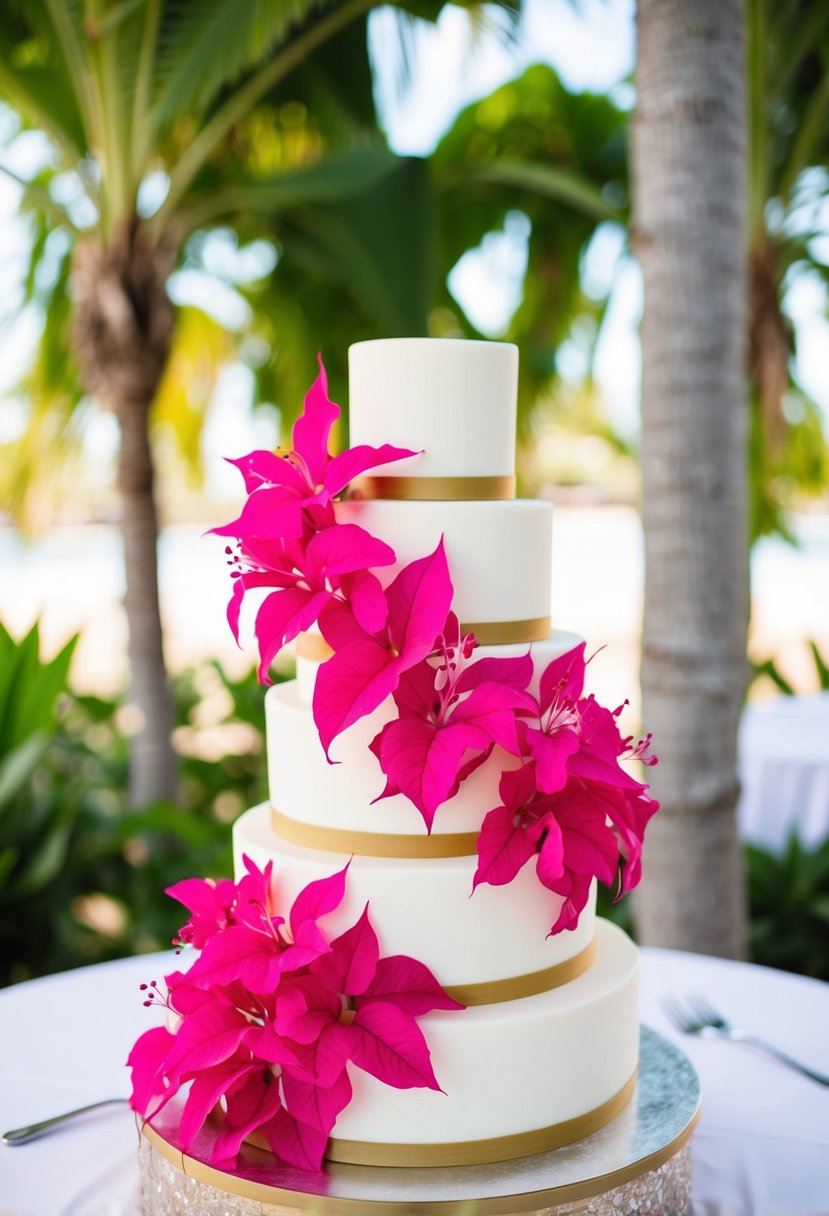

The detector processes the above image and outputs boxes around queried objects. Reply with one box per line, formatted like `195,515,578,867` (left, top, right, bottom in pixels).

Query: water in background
1,507,827,718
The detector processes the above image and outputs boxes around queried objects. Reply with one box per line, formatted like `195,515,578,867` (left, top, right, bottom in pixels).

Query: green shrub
745,833,829,981
0,623,277,986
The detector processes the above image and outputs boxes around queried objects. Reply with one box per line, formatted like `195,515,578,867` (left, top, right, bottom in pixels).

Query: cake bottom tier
255,919,638,1167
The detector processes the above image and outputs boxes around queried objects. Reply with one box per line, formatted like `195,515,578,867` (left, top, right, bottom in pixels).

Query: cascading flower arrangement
128,856,462,1170
215,357,659,936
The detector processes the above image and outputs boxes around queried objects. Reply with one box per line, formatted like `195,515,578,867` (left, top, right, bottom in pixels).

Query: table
1,948,828,1216
738,693,829,852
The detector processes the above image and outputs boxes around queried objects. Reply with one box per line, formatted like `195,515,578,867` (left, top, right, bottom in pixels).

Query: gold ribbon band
353,474,516,502
240,1071,637,1168
296,632,334,662
271,807,479,858
459,615,551,645
443,937,596,1007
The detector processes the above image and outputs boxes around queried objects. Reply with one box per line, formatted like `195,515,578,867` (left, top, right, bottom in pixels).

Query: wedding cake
129,337,656,1174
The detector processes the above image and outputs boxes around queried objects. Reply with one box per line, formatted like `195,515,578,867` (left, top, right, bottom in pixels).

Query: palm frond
0,9,88,163
452,159,622,223
151,0,331,126
175,143,399,234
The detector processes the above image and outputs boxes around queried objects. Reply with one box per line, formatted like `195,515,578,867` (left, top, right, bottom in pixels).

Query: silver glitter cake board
139,1025,701,1215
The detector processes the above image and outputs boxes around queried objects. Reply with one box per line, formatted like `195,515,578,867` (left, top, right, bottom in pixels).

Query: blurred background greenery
1,0,828,982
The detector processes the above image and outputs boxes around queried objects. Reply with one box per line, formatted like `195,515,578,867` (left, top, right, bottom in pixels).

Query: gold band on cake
352,474,516,501
270,807,479,858
235,1070,637,1168
459,615,551,644
444,937,596,1006
296,632,334,662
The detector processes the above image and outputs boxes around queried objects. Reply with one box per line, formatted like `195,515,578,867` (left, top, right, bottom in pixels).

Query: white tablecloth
738,693,829,852
1,948,828,1216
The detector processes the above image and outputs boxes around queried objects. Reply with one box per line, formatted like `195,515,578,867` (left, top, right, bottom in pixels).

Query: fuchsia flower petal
226,450,309,496
128,1025,176,1115
163,1004,251,1079
212,1069,285,1165
185,925,283,995
235,855,275,923
317,598,372,650
282,1067,353,1137
289,863,349,935
473,802,538,891
211,487,305,541
538,642,587,712
547,870,594,935
263,1106,329,1172
277,917,332,972
324,443,419,497
534,813,565,889
165,971,215,1017
338,570,389,634
524,725,580,794
349,1002,441,1091
454,650,534,695
255,588,332,684
274,978,342,1044
165,876,237,948
448,681,532,754
305,524,395,578
301,1022,353,1088
391,660,441,720
227,577,246,645
310,905,379,996
371,716,481,832
385,539,454,656
179,1056,254,1150
359,955,465,1015
291,356,340,491
312,638,400,757
567,698,645,792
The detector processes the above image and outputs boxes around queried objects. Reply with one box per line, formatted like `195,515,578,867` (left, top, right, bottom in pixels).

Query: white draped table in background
1,949,828,1216
738,693,829,852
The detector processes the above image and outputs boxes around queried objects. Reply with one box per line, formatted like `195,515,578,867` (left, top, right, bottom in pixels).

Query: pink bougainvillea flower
128,857,463,1172
312,539,455,757
212,356,416,681
471,644,659,934
518,642,586,795
213,357,417,538
228,523,396,682
370,628,535,831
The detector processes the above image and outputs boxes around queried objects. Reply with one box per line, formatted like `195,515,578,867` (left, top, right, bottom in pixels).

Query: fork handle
3,1098,128,1145
728,1030,829,1087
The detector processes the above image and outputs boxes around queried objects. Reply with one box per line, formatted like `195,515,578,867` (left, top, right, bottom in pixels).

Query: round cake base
138,1026,700,1216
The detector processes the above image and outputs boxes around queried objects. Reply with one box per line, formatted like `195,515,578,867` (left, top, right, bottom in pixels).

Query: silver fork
2,1098,129,1145
663,994,829,1087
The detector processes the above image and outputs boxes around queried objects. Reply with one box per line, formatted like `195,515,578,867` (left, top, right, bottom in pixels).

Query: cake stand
137,1026,700,1215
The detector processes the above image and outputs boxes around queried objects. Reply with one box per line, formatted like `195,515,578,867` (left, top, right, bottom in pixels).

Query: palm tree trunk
72,219,178,806
116,394,177,806
632,0,749,956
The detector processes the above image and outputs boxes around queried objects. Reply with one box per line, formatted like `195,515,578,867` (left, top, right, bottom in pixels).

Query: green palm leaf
152,0,333,124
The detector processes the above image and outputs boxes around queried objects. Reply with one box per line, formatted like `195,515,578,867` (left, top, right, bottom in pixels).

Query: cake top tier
348,338,517,483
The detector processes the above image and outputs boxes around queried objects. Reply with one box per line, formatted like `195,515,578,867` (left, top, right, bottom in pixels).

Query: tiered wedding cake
129,337,656,1181
230,338,640,1165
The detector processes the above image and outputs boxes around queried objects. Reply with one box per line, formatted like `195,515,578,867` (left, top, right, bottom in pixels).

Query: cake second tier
336,496,552,640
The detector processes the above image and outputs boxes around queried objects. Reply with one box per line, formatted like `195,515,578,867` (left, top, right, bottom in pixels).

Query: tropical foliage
0,619,270,987
746,0,829,538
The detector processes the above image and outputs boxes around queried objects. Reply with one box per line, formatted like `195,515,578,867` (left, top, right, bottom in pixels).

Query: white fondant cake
231,338,640,1164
